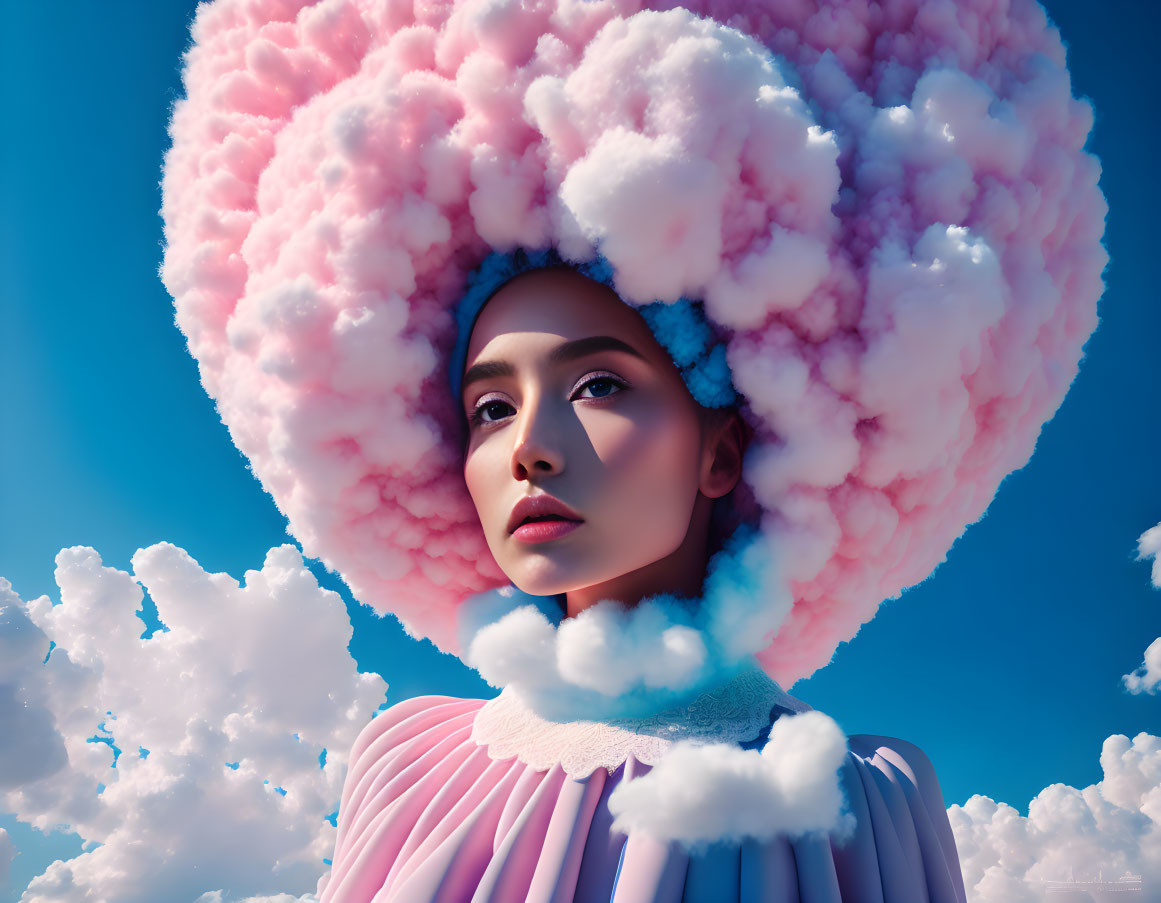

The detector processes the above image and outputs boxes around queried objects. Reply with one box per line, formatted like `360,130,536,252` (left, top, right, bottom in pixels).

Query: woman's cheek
463,441,507,542
590,404,702,540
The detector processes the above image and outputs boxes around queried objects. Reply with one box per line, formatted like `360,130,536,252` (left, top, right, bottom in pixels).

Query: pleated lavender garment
320,680,967,903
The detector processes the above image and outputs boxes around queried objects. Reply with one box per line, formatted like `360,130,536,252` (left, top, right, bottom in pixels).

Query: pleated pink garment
319,692,967,903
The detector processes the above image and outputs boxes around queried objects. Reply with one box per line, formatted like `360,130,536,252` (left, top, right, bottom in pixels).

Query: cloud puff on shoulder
607,710,853,848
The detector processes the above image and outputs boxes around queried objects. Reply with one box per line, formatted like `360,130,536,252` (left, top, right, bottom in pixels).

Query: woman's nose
510,398,565,481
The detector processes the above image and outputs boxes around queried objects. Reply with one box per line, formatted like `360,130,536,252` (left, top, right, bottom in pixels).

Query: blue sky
2,1,1159,899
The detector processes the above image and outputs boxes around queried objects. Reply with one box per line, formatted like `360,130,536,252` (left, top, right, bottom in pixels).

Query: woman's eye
473,399,516,424
573,375,626,400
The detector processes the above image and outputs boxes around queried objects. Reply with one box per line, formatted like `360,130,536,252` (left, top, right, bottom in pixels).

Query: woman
160,0,1105,900
312,259,968,901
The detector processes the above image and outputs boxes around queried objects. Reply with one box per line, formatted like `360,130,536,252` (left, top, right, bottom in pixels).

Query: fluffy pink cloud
162,0,1106,686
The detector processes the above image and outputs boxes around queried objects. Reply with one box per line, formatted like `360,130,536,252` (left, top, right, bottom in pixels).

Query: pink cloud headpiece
162,0,1106,696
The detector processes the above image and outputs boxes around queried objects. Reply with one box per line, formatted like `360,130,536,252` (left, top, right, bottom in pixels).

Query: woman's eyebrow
461,360,515,394
548,335,645,365
461,336,644,396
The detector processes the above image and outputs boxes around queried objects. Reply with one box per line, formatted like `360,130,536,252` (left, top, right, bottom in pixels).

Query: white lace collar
470,668,811,778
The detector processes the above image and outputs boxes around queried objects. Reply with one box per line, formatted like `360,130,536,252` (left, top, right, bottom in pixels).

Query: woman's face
461,268,712,600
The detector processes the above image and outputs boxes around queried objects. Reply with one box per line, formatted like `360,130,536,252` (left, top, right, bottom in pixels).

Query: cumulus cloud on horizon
952,522,1161,902
0,544,385,903
1123,522,1161,694
949,731,1160,902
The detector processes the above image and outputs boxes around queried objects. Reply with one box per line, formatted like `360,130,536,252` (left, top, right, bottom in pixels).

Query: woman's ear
699,410,745,499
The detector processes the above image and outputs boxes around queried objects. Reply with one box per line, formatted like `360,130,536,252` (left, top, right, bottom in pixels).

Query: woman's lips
507,493,584,543
511,517,583,543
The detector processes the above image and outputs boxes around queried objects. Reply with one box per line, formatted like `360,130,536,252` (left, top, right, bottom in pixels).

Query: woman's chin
505,557,603,601
507,570,577,599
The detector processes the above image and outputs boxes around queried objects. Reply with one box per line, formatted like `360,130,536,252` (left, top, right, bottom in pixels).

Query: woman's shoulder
846,733,948,804
345,694,489,775
322,695,504,902
338,695,492,810
353,694,489,739
838,732,967,902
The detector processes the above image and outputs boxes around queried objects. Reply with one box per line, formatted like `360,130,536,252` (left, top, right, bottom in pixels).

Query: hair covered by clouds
606,710,853,847
0,545,385,903
949,731,1161,901
1123,522,1161,694
162,0,1106,686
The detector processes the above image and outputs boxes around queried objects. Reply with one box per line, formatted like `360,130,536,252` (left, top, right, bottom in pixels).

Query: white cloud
0,544,386,903
0,827,15,885
606,710,852,848
1138,523,1161,589
466,598,711,720
1123,522,1161,694
956,524,1161,899
949,731,1160,901
463,531,791,719
1124,638,1161,695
